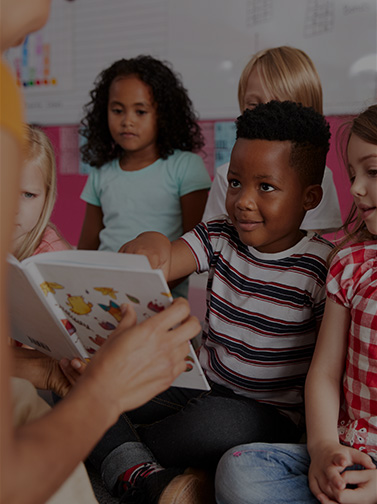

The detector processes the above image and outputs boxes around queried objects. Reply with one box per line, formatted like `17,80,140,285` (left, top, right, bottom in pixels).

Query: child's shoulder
331,240,377,268
164,150,210,185
327,241,377,296
89,159,121,178
34,225,71,255
165,149,204,165
306,232,335,255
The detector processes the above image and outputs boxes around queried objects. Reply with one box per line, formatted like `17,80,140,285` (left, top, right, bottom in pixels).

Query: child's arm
10,347,77,397
77,203,104,250
119,232,197,282
180,189,208,232
305,298,376,503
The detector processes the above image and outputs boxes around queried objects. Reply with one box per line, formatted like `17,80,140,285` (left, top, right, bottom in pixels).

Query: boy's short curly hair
80,55,204,168
236,100,331,186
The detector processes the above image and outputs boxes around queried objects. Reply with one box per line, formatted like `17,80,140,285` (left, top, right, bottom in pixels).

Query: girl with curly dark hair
78,55,211,297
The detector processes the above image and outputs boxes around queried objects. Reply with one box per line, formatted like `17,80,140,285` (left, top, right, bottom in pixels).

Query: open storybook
8,250,209,391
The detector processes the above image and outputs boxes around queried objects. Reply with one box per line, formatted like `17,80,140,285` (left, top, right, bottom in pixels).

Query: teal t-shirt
80,150,211,297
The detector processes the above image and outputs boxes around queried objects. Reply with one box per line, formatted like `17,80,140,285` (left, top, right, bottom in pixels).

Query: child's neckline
119,152,160,172
247,231,316,259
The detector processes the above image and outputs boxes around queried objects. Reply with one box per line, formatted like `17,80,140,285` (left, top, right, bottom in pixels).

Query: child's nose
121,113,134,127
350,176,367,197
236,190,257,210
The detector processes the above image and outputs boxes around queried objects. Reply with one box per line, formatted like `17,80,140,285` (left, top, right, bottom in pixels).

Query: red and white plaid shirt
327,241,377,461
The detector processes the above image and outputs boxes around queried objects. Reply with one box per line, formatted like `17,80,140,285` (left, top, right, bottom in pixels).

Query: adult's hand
74,298,198,423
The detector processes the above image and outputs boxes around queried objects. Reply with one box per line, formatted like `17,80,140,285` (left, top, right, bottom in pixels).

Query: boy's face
225,138,307,253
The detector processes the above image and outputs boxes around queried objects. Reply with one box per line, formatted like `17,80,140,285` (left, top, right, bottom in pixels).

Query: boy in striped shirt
93,101,335,503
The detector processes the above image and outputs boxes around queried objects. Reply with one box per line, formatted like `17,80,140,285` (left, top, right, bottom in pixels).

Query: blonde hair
328,104,377,264
237,46,323,114
14,125,58,261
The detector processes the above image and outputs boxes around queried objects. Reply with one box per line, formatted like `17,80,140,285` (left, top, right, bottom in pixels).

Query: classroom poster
5,1,74,95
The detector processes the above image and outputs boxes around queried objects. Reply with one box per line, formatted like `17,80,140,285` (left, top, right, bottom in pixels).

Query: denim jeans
215,443,377,504
89,383,301,493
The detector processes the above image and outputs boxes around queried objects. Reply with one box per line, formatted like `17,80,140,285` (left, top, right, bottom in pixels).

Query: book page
8,258,86,359
12,251,210,390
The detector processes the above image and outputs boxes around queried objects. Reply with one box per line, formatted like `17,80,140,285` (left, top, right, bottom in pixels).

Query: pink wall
50,115,354,247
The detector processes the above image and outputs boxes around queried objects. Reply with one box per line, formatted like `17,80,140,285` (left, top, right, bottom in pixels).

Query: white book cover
8,250,209,391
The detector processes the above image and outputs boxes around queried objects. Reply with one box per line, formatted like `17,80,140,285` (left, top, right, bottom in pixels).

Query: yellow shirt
0,59,26,146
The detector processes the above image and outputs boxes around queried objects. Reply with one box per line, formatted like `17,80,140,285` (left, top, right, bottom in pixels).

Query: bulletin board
5,0,377,125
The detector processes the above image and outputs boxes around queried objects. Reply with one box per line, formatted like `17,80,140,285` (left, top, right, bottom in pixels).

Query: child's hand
59,358,87,388
119,231,171,279
334,468,377,504
309,442,376,503
11,347,73,397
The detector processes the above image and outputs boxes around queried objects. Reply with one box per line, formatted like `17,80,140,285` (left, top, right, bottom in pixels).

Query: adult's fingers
113,304,137,332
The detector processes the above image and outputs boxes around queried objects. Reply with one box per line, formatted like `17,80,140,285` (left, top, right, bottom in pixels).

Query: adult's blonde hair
14,125,57,261
328,104,377,264
237,46,323,114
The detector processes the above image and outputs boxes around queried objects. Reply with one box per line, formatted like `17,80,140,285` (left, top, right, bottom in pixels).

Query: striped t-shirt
182,217,334,424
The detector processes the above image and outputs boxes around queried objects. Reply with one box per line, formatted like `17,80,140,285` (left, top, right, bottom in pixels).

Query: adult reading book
8,249,209,391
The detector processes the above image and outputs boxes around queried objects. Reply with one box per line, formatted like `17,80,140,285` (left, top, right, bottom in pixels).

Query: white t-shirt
202,162,342,233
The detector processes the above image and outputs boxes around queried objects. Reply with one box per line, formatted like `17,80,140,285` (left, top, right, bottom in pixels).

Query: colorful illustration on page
184,355,194,372
126,293,140,304
94,287,118,299
147,300,165,313
98,300,122,322
89,334,107,347
40,281,64,296
61,319,76,335
161,291,172,298
97,319,116,331
66,294,93,315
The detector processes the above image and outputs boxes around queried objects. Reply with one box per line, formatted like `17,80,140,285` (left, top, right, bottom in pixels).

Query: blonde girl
203,46,342,234
13,125,70,260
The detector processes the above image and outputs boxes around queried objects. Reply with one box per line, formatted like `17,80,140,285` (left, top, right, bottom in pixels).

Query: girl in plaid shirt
216,104,377,504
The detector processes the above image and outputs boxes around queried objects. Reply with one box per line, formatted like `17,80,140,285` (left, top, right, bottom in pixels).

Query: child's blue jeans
215,442,377,504
88,382,301,493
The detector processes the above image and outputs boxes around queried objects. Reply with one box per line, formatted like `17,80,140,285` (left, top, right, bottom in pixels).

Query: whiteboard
5,0,377,125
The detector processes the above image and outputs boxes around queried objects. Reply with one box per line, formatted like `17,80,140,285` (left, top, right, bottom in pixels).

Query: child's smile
226,138,308,253
348,133,377,236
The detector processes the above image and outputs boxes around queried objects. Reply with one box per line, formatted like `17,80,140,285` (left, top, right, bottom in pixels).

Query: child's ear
303,185,323,211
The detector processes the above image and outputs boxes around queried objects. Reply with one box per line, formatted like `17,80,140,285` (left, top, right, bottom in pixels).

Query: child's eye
228,179,241,189
260,183,275,192
368,169,377,177
245,102,259,110
111,108,122,115
22,192,36,199
136,110,147,116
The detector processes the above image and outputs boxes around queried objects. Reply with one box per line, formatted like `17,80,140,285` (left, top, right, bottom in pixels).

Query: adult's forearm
4,382,115,504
